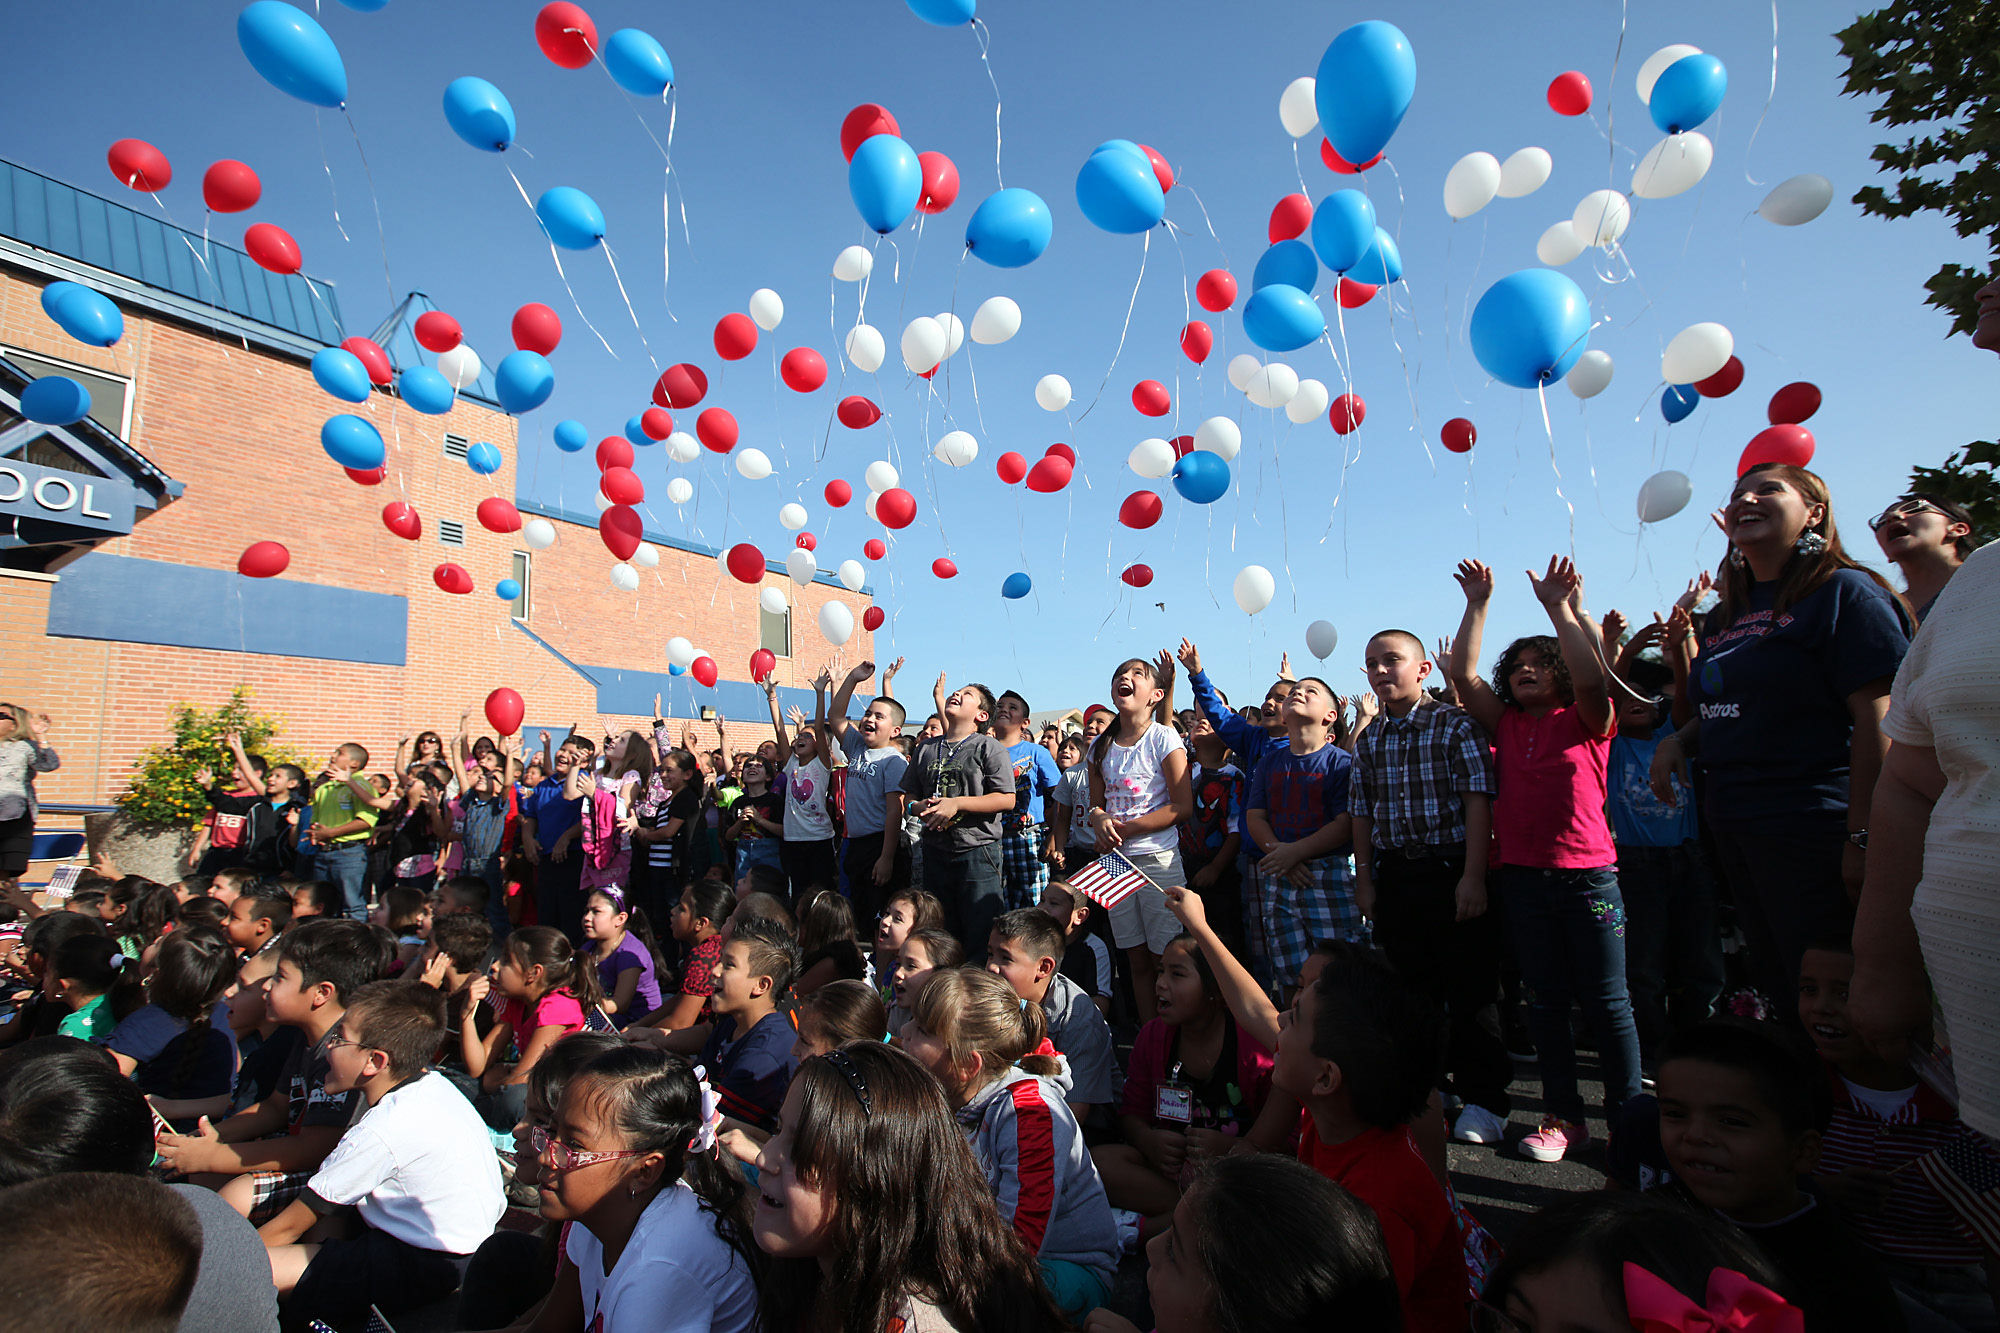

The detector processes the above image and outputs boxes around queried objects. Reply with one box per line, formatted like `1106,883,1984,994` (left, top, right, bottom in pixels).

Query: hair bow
688,1064,723,1154
1031,1038,1057,1058
1623,1263,1804,1333
108,952,127,973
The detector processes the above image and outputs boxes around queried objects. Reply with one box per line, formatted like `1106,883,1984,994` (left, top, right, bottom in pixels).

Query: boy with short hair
1178,717,1245,959
1040,879,1113,1018
261,980,506,1328
195,736,272,876
223,884,293,960
1049,734,1095,877
829,659,912,924
988,907,1116,1114
992,689,1064,912
899,675,1016,951
520,731,592,943
435,874,491,920
209,865,258,911
419,911,496,1093
698,915,802,1133
0,1173,204,1332
306,744,379,920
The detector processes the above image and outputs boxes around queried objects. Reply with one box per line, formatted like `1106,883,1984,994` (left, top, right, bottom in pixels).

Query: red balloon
1119,491,1163,529
512,302,563,354
202,159,261,213
654,363,708,408
749,648,777,684
1320,140,1383,173
1026,456,1074,493
1044,442,1077,466
1121,563,1154,588
864,538,886,560
932,558,958,580
414,311,461,353
825,479,853,507
1547,71,1593,117
725,542,766,584
917,151,960,213
640,406,673,439
690,656,719,688
696,408,739,453
1180,320,1213,364
1169,434,1195,458
714,313,758,361
236,540,289,578
875,487,917,529
841,104,901,161
1330,393,1366,434
345,464,387,486
600,465,644,506
795,532,817,551
837,395,882,429
244,223,301,275
534,2,598,68
1441,418,1478,453
477,497,522,533
433,563,474,595
1132,380,1171,417
1196,269,1238,313
343,337,393,385
862,606,886,632
1767,381,1822,426
382,501,422,541
1694,356,1744,398
1139,144,1174,193
1337,278,1378,309
595,436,635,471
599,505,643,560
781,347,828,392
1268,193,1312,244
1738,424,1816,476
107,139,171,192
484,687,525,737
996,451,1029,484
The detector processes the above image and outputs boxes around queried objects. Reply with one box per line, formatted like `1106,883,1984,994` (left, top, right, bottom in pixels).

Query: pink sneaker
1519,1116,1588,1162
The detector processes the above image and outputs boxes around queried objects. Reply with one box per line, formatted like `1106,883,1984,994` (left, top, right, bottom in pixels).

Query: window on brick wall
760,605,790,658
443,433,471,460
510,551,530,621
1,348,134,438
438,519,466,546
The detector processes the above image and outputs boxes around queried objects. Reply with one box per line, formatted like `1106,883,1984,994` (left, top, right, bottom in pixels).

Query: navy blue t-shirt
521,775,583,845
1006,741,1063,825
697,1010,799,1134
1247,741,1353,851
1688,570,1909,830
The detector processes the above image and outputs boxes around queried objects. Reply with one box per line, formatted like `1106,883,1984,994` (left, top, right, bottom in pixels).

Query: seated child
461,924,597,1130
0,1173,204,1330
375,885,429,971
225,944,300,1110
223,884,293,962
0,911,107,1050
870,888,943,1002
1040,879,1113,1018
717,978,889,1166
435,873,491,921
286,879,342,921
581,886,662,1025
698,916,802,1135
207,865,258,911
986,907,1118,1113
100,922,240,1122
261,981,506,1329
47,933,133,1044
904,967,1120,1318
644,878,735,1032
794,889,868,995
418,912,494,1089
887,925,964,1040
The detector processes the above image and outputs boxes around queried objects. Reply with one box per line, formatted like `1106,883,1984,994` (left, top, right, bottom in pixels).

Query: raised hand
1525,555,1579,611
1675,570,1715,611
882,656,904,685
1153,648,1176,686
1356,692,1380,720
1454,559,1495,607
785,705,808,728
1176,637,1202,675
812,667,834,693
1278,651,1293,680
1433,635,1454,676
846,661,875,685
1600,608,1628,650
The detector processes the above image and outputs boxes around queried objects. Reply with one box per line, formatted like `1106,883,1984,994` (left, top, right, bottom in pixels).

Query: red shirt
1299,1117,1467,1333
1492,704,1616,870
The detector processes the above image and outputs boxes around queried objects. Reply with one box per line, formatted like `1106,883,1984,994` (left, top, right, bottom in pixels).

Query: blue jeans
314,842,371,920
462,854,507,942
1496,865,1642,1124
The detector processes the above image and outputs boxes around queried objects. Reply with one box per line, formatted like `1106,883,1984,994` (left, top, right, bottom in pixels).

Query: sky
4,0,1990,713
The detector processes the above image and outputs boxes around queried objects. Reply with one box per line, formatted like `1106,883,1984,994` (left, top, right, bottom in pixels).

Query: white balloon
901,317,947,375
1226,353,1262,392
1443,151,1503,220
970,296,1021,345
838,559,865,592
1536,220,1585,267
609,562,639,592
735,448,773,481
864,491,879,521
933,430,979,467
833,245,873,282
864,460,899,493
778,502,809,531
1566,349,1615,399
1572,189,1632,248
666,636,696,669
1286,378,1331,424
1194,416,1241,460
760,587,788,615
666,431,700,463
748,287,784,331
1661,322,1733,385
1305,619,1339,660
1232,565,1276,616
633,541,659,569
1129,437,1176,479
818,600,855,647
1279,75,1319,139
1637,44,1703,105
1757,174,1834,227
664,476,694,505
845,323,886,374
594,490,613,512
522,517,556,550
437,343,483,390
1035,374,1072,412
1636,470,1694,524
785,548,818,587
934,312,966,359
1244,363,1300,410
1497,146,1553,199
1632,132,1713,200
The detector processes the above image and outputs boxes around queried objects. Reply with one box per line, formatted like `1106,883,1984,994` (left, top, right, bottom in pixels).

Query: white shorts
1108,848,1187,954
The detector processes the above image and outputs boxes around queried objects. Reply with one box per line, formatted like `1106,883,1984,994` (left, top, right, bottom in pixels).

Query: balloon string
972,18,1004,189
1605,0,1629,185
1289,140,1309,198
1172,183,1232,271
1537,381,1578,557
508,161,618,360
601,243,659,372
341,110,397,313
1741,0,1779,185
313,110,352,246
1076,228,1150,423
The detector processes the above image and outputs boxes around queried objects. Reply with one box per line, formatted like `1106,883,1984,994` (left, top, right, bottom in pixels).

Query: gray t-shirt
171,1183,280,1332
837,728,910,837
900,733,1015,851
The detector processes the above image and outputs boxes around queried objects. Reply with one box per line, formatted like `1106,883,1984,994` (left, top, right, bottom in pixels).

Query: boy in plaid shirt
993,690,1063,911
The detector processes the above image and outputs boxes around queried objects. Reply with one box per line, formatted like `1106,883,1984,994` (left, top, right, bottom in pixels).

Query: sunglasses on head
1869,499,1947,532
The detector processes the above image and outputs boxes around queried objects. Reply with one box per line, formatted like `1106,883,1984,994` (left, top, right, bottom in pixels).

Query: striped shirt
1349,699,1495,852
1816,1067,1987,1265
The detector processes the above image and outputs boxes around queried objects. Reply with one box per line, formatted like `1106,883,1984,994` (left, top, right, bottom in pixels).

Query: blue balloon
1310,190,1377,274
20,376,91,426
624,414,653,446
336,0,389,9
604,29,673,96
667,662,686,677
535,187,606,251
310,347,372,403
1092,139,1147,162
1075,146,1166,235
1661,384,1700,424
237,1,348,108
495,578,522,601
1253,240,1319,293
442,76,515,153
1649,53,1728,134
320,414,385,469
1314,20,1416,166
40,281,123,347
1348,228,1404,285
466,441,503,476
494,351,555,415
964,188,1053,269
553,419,589,453
907,0,974,25
398,365,454,414
1001,572,1033,600
1171,451,1231,505
1468,269,1593,390
1242,284,1326,352
848,134,922,235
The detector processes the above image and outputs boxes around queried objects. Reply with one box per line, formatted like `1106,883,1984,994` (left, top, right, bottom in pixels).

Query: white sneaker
1452,1103,1509,1145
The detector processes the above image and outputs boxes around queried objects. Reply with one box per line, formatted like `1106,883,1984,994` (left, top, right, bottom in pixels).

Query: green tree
115,686,307,829
1907,440,2000,542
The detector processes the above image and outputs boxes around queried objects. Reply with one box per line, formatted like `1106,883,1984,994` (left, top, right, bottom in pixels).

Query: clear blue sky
5,1,1987,712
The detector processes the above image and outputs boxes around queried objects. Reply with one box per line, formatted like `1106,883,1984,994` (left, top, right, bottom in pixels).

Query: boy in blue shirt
993,690,1063,912
1246,678,1360,999
519,730,592,943
699,916,801,1134
1179,716,1245,960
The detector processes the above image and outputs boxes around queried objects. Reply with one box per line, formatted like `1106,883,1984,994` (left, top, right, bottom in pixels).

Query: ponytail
909,968,1060,1086
508,924,605,1016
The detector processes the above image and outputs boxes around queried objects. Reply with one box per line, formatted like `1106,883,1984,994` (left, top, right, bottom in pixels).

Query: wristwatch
1846,829,1869,851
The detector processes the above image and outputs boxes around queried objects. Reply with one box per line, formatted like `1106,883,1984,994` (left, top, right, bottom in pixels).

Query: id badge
1155,1080,1193,1126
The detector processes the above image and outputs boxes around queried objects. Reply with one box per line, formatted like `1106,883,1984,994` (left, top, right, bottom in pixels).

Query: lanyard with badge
1156,1059,1194,1127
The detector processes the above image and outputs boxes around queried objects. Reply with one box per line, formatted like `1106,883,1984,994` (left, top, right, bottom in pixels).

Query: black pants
1706,823,1850,1018
928,840,1006,960
456,1228,557,1331
780,837,840,901
284,1224,471,1333
1369,849,1513,1116
843,830,909,928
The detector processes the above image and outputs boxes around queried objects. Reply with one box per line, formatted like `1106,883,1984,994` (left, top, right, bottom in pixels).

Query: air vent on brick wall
443,433,471,460
438,519,466,546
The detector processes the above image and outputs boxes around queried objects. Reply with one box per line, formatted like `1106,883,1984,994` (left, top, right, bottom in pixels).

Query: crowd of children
0,466,1994,1332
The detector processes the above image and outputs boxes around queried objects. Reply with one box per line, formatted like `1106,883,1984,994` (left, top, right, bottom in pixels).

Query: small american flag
1068,849,1151,910
1914,1134,2000,1253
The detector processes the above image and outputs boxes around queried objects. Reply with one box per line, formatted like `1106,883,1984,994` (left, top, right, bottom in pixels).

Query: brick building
0,159,873,807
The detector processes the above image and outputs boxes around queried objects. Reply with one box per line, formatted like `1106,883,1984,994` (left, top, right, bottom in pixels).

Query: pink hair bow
1623,1263,1803,1333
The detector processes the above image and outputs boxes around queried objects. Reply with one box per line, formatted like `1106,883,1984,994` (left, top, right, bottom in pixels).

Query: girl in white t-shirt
764,674,840,896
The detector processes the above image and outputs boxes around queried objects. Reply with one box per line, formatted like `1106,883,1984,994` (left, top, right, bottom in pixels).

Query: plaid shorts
1257,854,1363,991
245,1167,313,1225
1000,822,1049,911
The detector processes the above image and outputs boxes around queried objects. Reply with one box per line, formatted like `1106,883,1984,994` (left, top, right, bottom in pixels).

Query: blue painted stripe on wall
47,553,409,666
582,666,838,725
